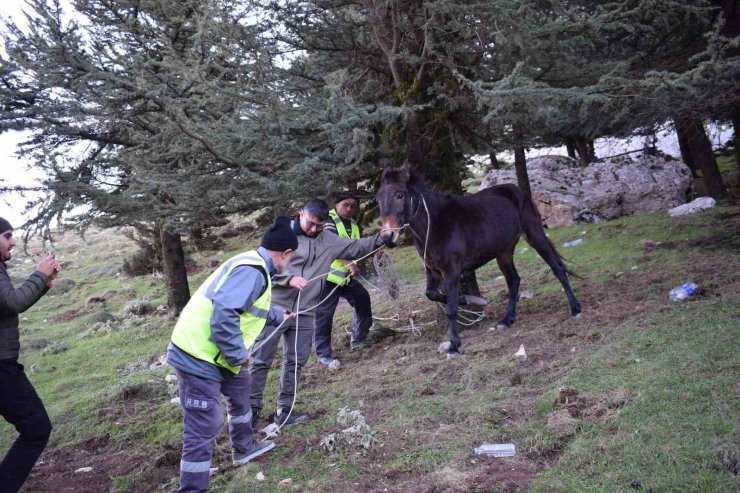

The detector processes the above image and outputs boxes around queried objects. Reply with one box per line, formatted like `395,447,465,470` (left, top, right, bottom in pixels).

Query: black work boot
274,408,309,427
251,409,260,430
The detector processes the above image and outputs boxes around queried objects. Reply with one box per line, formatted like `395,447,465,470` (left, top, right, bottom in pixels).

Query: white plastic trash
562,239,583,247
474,443,516,457
669,282,698,302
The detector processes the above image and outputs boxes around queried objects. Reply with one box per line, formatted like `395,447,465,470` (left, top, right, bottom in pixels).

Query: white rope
250,243,386,433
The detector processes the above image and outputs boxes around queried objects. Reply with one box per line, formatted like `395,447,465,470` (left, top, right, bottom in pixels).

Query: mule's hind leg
443,270,462,356
496,252,520,329
526,234,581,316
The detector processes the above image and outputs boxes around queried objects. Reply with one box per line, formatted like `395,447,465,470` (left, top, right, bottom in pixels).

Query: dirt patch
24,437,177,493
53,307,88,323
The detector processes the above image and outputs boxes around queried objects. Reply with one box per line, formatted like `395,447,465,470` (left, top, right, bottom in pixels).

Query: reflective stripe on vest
327,209,360,286
170,251,271,374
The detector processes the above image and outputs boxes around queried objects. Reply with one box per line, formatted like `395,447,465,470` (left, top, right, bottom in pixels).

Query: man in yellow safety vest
166,216,297,493
314,193,374,369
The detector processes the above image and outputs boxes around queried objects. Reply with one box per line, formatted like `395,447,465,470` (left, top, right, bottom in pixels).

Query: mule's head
376,161,413,247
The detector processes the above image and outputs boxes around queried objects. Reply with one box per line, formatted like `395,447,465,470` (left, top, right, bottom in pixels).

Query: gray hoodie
272,218,382,315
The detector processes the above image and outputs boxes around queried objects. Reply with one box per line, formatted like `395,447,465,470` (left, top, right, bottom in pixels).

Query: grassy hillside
2,170,738,492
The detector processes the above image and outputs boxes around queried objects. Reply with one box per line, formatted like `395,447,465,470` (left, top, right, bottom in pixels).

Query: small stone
571,347,576,353
514,344,527,360
209,467,219,476
262,422,281,438
278,478,294,489
170,397,180,405
255,471,266,481
75,467,93,473
165,374,178,383
519,289,534,300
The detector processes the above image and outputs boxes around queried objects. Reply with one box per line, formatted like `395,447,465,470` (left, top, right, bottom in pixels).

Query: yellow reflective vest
326,209,360,286
171,251,271,374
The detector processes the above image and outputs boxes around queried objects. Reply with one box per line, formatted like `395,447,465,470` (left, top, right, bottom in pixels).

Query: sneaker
232,440,275,465
274,408,309,427
351,339,372,350
318,356,341,370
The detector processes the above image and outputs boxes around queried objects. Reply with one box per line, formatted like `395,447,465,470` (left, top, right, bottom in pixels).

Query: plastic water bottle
473,443,516,457
669,282,697,302
562,238,583,247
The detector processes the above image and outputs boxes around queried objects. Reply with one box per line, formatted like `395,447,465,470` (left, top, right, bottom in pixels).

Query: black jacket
0,261,49,360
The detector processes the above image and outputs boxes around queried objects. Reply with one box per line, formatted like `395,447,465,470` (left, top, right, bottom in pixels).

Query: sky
0,1,38,228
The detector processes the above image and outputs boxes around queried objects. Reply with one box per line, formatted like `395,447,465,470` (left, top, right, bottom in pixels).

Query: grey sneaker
274,408,309,427
351,339,372,350
318,356,341,369
233,440,275,465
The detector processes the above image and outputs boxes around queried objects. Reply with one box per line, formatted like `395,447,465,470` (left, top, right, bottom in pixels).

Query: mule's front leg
424,269,446,303
444,274,461,358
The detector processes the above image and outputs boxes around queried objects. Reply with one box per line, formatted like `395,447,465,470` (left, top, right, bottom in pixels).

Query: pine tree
0,0,291,312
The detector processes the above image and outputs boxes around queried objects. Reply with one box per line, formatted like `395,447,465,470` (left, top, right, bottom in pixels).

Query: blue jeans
0,360,52,493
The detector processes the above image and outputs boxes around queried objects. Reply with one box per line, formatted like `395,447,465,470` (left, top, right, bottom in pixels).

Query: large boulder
480,155,692,227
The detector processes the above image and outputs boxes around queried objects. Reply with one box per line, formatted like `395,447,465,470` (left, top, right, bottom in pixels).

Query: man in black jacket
0,217,60,493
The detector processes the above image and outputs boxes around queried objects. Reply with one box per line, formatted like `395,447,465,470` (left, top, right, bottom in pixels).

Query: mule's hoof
437,341,452,354
496,323,509,330
463,294,487,306
446,352,459,360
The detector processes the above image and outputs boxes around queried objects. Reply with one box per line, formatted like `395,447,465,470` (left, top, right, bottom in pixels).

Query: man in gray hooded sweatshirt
249,199,383,428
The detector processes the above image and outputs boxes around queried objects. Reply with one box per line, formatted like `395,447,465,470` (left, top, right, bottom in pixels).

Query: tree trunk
489,153,499,170
674,116,727,198
643,133,657,156
574,137,592,167
732,108,740,185
565,138,576,159
160,224,191,314
513,126,531,197
675,120,699,178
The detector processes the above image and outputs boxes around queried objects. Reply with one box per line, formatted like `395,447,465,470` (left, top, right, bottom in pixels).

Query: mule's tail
519,192,581,279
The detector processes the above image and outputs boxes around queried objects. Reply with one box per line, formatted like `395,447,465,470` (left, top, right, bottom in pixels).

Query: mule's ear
380,163,394,183
399,159,411,182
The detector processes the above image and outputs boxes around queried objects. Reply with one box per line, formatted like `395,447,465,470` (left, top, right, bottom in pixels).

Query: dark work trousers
249,315,314,416
176,368,255,493
0,360,52,493
314,279,373,359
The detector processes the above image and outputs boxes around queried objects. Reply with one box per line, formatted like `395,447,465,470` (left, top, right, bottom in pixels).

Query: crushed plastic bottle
473,443,516,457
669,282,697,302
562,239,583,247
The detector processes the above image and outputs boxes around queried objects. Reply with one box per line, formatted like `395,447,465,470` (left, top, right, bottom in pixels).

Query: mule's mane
408,171,455,201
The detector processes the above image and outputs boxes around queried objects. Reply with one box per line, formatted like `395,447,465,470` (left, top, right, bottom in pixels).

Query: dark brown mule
376,162,581,357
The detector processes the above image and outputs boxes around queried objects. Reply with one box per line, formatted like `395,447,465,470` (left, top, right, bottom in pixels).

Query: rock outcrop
480,155,693,227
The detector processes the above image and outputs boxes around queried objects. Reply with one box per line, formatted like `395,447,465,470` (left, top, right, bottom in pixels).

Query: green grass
530,298,738,492
1,168,739,491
